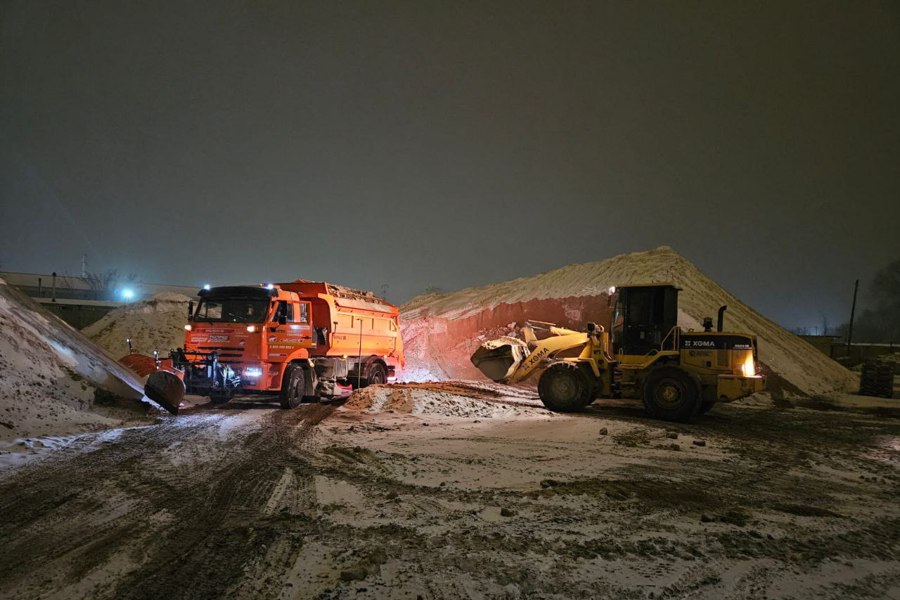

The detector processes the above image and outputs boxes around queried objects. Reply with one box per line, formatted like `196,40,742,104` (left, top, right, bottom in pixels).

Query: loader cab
612,284,680,356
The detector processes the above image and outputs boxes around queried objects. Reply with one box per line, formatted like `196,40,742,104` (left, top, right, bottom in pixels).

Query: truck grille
194,346,245,360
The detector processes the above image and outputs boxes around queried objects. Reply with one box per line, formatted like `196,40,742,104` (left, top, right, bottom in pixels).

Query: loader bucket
145,370,185,415
470,337,529,383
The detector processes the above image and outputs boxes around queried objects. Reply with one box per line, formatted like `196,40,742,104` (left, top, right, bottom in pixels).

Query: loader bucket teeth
470,337,529,383
145,370,185,415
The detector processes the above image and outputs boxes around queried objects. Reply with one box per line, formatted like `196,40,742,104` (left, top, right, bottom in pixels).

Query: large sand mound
83,292,192,357
400,247,856,397
0,279,151,441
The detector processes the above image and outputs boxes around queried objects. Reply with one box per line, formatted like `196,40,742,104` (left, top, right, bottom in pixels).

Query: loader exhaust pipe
717,305,727,332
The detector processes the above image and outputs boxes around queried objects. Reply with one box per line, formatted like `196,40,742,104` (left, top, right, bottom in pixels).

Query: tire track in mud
110,403,335,600
0,403,337,600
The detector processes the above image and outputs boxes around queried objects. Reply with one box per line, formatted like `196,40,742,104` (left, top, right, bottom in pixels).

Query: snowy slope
83,293,192,357
401,247,856,396
0,279,151,440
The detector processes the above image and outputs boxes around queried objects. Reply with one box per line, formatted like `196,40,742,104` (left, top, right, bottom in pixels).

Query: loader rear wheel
280,365,305,409
538,362,592,413
366,362,387,387
642,367,700,422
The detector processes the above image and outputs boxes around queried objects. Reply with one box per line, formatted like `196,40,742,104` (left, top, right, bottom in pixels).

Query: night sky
1,1,898,330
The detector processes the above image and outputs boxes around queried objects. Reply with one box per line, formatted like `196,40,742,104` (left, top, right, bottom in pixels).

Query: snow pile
83,292,192,357
400,247,856,397
343,383,546,419
0,279,151,441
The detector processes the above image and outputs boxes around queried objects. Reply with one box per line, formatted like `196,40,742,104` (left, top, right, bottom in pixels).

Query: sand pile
0,279,152,441
400,247,856,397
83,292,192,357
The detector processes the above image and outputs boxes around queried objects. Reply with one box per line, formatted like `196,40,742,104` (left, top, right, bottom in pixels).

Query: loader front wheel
538,362,592,413
642,367,700,422
280,365,305,409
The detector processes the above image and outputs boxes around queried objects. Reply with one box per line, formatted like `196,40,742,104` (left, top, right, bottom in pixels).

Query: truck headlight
243,367,263,378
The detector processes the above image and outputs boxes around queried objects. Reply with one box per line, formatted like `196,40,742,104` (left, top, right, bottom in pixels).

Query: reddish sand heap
400,247,856,397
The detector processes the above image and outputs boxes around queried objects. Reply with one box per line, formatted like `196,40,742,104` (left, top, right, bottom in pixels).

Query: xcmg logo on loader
521,346,551,372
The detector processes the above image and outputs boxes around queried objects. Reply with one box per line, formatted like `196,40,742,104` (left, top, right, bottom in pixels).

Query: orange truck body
171,280,404,403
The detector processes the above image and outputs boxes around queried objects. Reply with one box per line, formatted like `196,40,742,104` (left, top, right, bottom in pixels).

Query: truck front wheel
280,365,305,409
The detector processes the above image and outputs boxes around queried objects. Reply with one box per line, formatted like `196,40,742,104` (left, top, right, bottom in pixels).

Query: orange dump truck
146,280,403,413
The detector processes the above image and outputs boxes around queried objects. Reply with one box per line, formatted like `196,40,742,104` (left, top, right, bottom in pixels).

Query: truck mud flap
146,370,186,415
470,337,529,383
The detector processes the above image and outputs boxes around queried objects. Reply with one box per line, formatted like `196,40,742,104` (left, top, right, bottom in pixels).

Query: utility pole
81,254,87,278
846,279,859,356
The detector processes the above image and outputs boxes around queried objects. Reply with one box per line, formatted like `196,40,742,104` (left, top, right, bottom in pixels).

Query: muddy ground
0,383,898,599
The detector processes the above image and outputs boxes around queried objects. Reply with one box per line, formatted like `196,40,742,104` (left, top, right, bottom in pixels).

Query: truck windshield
193,298,269,323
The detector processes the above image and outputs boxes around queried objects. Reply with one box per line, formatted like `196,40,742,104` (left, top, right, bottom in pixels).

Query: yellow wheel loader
471,284,765,422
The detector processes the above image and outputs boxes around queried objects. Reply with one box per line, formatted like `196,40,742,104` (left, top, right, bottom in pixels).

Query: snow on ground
0,278,155,443
0,382,897,598
82,292,192,357
400,246,857,397
344,381,549,419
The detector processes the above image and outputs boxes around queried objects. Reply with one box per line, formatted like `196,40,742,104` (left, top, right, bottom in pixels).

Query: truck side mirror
188,301,194,320
278,315,287,325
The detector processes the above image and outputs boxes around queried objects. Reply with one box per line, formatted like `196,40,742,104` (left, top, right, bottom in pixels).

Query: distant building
799,334,897,367
0,271,199,329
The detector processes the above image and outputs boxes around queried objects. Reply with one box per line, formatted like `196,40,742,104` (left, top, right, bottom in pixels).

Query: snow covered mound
400,247,856,397
83,292,192,357
343,382,547,419
0,279,151,441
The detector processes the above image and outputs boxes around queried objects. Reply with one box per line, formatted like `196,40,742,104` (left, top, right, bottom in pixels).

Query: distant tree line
837,258,900,344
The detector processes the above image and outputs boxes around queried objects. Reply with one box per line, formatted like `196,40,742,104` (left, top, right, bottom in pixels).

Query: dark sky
1,1,898,330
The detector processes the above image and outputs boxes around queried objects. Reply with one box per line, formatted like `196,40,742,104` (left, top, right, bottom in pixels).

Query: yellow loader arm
471,323,590,384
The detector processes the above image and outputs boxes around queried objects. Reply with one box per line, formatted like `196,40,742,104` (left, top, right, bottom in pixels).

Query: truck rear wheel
366,362,387,387
280,365,305,409
642,366,700,422
538,362,592,413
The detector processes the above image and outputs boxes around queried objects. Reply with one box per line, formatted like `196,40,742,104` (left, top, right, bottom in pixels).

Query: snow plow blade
119,353,184,415
145,370,185,415
470,337,529,383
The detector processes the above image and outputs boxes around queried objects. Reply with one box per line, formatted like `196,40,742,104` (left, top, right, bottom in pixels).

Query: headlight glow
246,325,257,333
244,367,263,378
741,354,756,377
184,324,192,331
